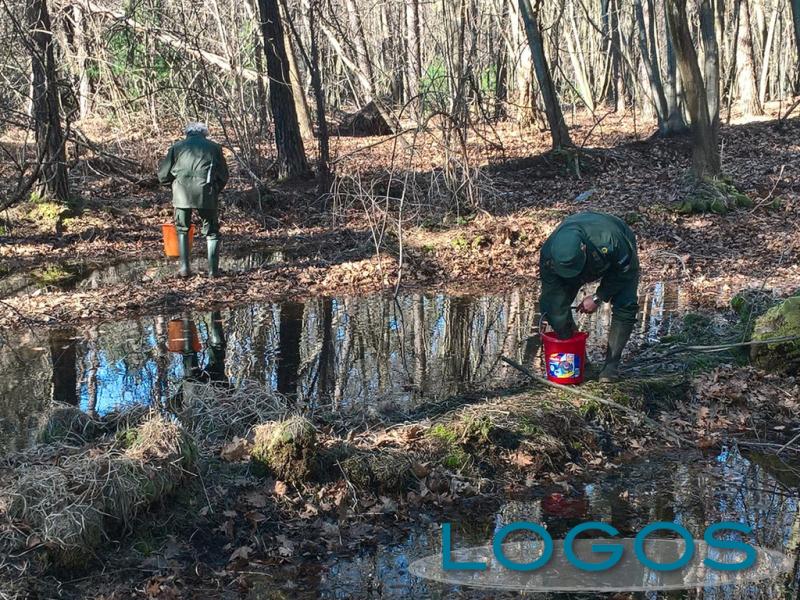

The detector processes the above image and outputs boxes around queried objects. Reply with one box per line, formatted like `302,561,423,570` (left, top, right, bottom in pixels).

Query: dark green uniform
540,212,639,339
158,133,229,240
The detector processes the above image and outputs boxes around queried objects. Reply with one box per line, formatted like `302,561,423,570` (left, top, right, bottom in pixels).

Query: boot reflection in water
180,315,202,382
202,311,228,383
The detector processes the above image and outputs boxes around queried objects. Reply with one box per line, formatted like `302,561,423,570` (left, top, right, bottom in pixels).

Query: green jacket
158,134,229,210
540,212,639,336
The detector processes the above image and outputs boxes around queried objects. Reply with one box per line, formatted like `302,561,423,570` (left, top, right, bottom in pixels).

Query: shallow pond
248,448,800,599
0,282,683,452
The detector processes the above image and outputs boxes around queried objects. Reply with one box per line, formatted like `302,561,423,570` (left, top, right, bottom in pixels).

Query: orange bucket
167,319,202,353
162,223,195,257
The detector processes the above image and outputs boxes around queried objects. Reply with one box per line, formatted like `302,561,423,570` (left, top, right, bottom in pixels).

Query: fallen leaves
221,437,251,462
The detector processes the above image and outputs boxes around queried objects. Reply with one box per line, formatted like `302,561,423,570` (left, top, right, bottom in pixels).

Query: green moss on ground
676,177,753,215
32,264,82,288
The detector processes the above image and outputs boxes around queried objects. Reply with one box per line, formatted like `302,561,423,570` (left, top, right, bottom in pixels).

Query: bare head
185,122,209,137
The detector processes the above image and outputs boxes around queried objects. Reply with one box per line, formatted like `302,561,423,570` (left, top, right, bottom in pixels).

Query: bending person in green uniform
539,212,639,382
158,122,229,278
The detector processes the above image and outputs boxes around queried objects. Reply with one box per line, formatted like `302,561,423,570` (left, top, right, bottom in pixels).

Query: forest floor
1,107,800,599
1,105,799,330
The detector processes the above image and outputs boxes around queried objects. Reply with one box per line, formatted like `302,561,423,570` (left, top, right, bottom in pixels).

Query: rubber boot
207,238,220,278
178,233,191,278
598,319,635,382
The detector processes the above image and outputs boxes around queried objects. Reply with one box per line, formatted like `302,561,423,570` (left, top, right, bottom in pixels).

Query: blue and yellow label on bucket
548,353,581,379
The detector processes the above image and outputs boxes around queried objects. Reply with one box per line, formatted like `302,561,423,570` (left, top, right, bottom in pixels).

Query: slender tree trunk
306,0,331,187
256,0,311,179
700,0,720,132
608,0,625,111
567,0,595,111
345,0,376,99
494,0,509,119
792,0,800,86
635,0,669,131
405,0,422,114
26,0,69,202
758,4,779,105
735,0,763,115
665,0,721,178
283,21,314,141
663,0,689,134
518,0,572,148
72,3,90,119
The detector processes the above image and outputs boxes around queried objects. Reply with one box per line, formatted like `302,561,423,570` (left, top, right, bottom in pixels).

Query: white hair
185,122,209,136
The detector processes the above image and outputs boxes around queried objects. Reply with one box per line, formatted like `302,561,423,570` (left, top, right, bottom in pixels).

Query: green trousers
174,208,220,240
541,268,640,339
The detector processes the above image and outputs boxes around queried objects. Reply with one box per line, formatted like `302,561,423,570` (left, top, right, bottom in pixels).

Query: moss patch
750,295,800,373
250,417,317,484
676,177,753,215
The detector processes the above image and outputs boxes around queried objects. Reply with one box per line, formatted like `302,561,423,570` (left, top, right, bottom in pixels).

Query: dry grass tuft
0,413,195,568
180,380,288,447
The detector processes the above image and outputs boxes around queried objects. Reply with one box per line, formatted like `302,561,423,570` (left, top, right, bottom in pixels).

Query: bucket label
548,353,580,379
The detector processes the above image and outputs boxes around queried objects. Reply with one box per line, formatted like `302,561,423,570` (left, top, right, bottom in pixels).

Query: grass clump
37,404,96,445
1,413,195,569
340,449,415,492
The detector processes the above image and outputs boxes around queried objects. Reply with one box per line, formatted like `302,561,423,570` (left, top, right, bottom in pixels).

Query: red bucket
541,331,588,385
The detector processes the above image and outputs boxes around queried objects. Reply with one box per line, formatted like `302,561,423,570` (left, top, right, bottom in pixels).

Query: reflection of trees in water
49,328,78,406
277,302,304,397
0,330,53,452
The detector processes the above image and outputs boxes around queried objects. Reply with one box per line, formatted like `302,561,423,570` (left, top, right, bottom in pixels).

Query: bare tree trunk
758,3,779,105
345,0,376,99
72,3,90,119
518,0,572,148
792,0,800,86
735,0,763,115
666,0,721,178
700,0,720,132
257,0,311,180
26,0,69,202
607,0,625,111
567,0,595,111
405,0,422,113
663,0,689,134
283,18,314,141
635,0,669,131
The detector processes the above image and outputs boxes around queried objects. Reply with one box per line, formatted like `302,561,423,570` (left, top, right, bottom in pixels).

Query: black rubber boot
207,238,220,278
178,233,191,278
598,319,635,382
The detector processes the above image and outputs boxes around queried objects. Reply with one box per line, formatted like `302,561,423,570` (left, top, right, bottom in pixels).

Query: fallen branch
500,356,693,447
665,335,800,355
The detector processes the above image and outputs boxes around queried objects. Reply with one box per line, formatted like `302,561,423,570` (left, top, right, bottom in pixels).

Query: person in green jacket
539,212,639,382
158,122,229,278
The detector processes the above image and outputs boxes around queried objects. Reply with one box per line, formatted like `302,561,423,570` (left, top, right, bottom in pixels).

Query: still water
0,283,682,452
249,448,800,599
